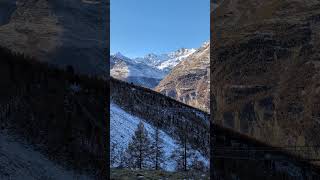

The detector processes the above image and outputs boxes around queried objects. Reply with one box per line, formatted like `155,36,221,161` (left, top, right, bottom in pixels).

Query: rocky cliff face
212,0,320,161
0,0,107,77
155,42,210,112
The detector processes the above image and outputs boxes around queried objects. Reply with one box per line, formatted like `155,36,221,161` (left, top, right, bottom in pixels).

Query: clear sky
110,0,210,58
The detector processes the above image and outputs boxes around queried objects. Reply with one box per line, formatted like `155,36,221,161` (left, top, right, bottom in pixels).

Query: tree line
111,120,208,172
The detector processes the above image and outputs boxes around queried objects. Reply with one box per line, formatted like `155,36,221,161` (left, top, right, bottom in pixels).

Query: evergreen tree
125,121,152,169
150,127,166,170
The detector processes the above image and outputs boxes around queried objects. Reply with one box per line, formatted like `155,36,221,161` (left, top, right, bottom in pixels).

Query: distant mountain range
110,41,210,112
110,47,197,88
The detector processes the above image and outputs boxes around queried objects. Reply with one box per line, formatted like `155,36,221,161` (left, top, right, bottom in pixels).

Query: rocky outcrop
155,42,210,112
212,0,320,163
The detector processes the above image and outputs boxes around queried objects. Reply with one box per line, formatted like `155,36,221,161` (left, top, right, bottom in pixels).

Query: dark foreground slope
110,77,210,159
0,47,107,179
213,124,320,179
212,0,320,164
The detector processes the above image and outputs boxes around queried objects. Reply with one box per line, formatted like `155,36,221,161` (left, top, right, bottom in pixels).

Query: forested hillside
110,77,210,177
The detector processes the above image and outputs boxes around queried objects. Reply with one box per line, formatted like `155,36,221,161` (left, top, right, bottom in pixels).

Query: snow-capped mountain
110,54,167,88
134,53,170,67
133,48,196,72
156,48,196,72
110,47,196,88
155,42,210,112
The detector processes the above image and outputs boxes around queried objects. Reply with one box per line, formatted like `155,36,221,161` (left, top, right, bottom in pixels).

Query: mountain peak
201,41,210,48
113,52,130,60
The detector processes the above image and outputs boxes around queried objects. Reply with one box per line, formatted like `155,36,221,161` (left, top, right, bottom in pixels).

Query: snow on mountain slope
157,48,196,72
110,103,208,171
0,130,92,179
110,54,166,88
110,47,197,88
155,41,210,112
132,48,196,72
134,53,170,67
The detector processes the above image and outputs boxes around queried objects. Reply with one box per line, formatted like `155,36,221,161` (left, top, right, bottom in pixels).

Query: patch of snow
157,48,196,71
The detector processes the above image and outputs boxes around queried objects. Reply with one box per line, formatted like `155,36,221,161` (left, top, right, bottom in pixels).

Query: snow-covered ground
110,103,208,171
0,130,92,180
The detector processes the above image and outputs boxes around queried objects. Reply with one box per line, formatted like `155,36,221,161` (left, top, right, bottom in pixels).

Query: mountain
0,0,107,77
155,42,210,112
110,54,167,88
156,48,196,72
212,0,320,163
134,53,170,68
110,47,196,88
133,48,196,72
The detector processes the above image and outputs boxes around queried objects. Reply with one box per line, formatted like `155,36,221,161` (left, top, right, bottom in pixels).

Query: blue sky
110,0,210,58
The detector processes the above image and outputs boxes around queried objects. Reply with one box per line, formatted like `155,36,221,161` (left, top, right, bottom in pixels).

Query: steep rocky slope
0,0,107,76
155,42,210,112
212,0,320,162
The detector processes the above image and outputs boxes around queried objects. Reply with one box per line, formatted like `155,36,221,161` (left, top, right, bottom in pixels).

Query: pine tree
125,121,152,169
150,127,166,170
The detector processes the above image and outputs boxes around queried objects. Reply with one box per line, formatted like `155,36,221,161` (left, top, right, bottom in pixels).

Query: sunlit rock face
155,42,210,112
212,0,320,163
0,0,107,77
